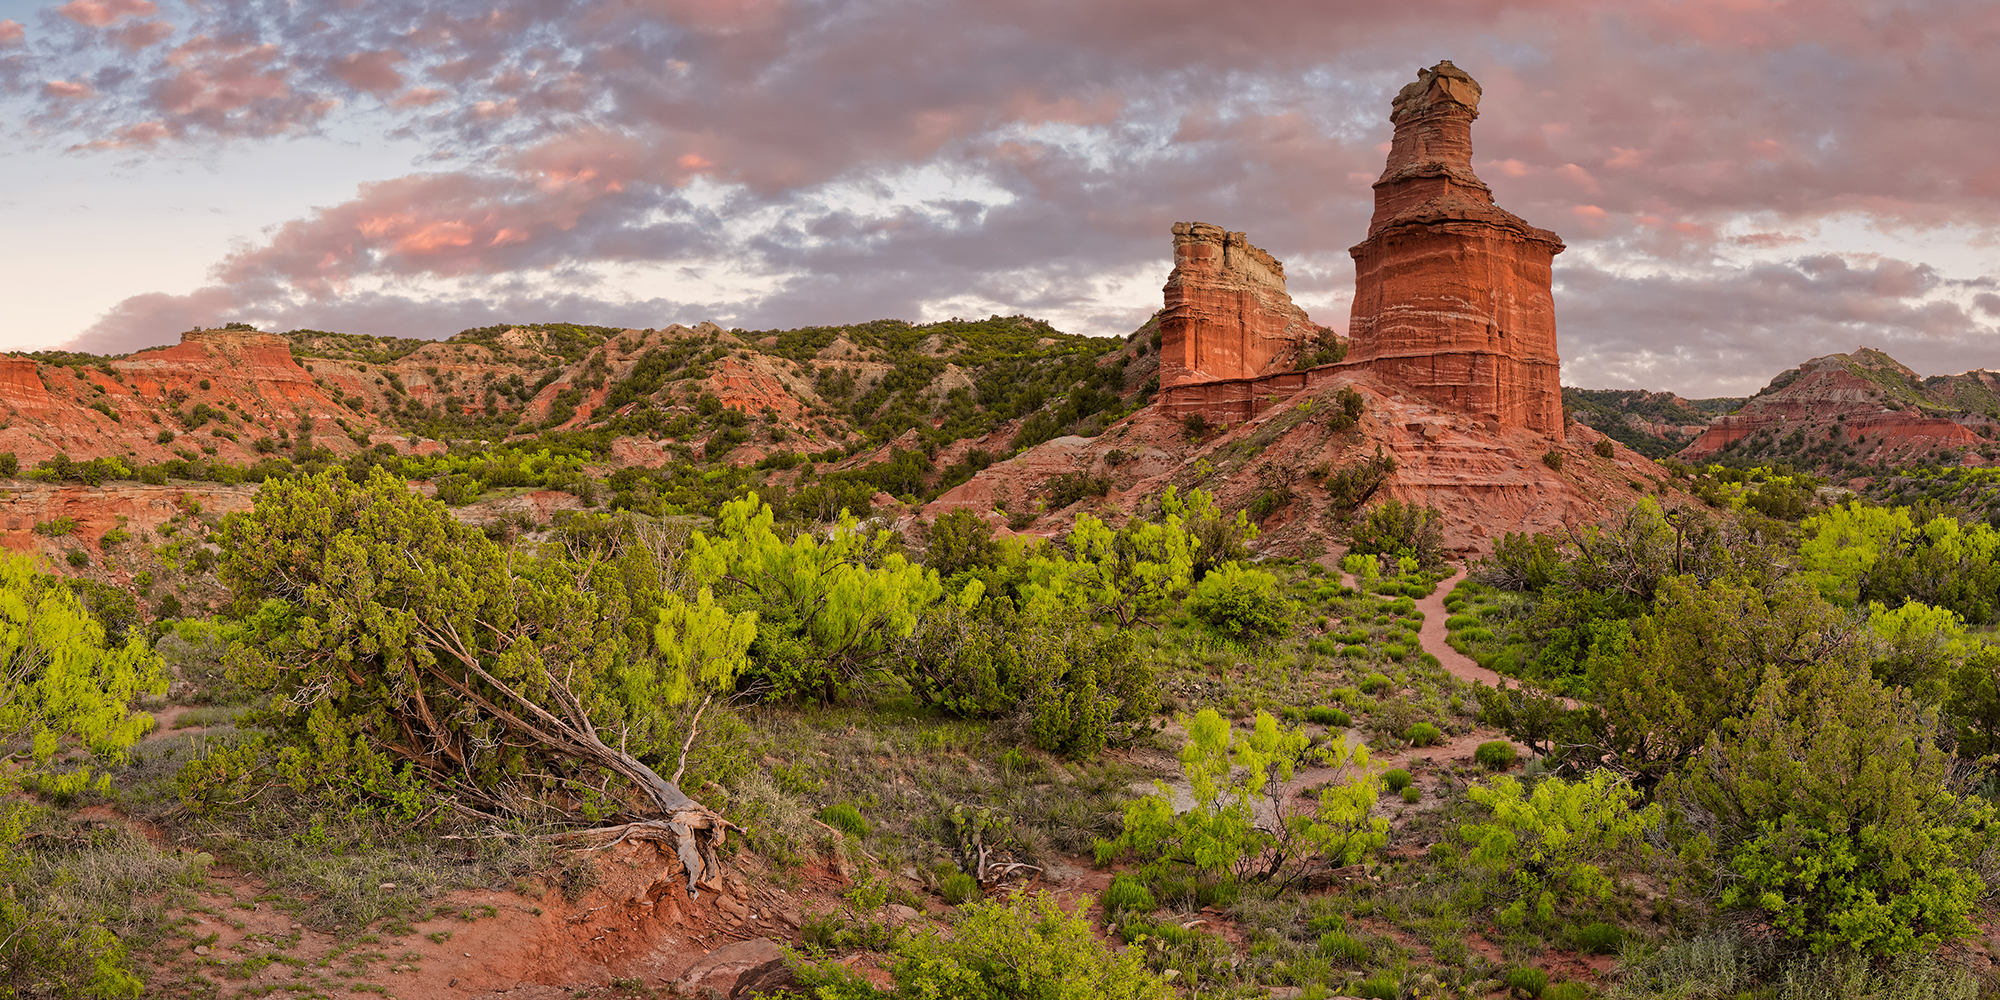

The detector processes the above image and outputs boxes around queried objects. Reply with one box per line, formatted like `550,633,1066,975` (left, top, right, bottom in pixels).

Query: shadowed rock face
1157,222,1316,388
1345,60,1567,437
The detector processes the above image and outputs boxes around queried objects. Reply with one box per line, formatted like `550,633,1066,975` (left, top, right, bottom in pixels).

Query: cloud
1559,253,2000,395
12,0,1998,399
0,20,25,46
56,0,156,28
328,50,405,95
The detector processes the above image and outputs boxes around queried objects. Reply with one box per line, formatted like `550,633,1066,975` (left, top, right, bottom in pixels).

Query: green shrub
1545,983,1591,1000
1348,499,1445,569
790,891,1169,1000
1475,740,1519,771
1505,966,1549,998
1317,930,1370,964
818,803,871,839
1572,921,1622,955
1099,709,1385,887
1405,722,1442,746
1358,672,1392,695
1186,562,1290,642
1542,450,1564,471
1354,973,1400,1000
1593,439,1615,458
65,550,88,568
33,517,75,538
1101,873,1155,916
1382,769,1412,793
1400,785,1421,804
940,871,980,905
1304,706,1351,728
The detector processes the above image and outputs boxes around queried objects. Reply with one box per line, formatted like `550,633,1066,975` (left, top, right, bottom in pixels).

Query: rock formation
1344,60,1566,436
1680,348,1989,463
1157,222,1316,387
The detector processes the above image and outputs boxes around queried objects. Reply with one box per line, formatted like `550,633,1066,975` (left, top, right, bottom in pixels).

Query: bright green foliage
1675,659,1992,956
790,891,1169,1000
1488,531,1563,590
1021,488,1250,628
1460,771,1659,927
1801,501,2000,624
0,554,165,998
687,492,943,701
0,556,165,764
1382,769,1412,793
1185,562,1289,641
1864,599,1967,701
1100,709,1385,887
1405,722,1442,746
209,468,730,831
818,803,870,839
1341,553,1380,591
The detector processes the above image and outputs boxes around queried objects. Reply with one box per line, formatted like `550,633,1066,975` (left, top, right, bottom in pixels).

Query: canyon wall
1156,222,1316,388
1343,60,1566,436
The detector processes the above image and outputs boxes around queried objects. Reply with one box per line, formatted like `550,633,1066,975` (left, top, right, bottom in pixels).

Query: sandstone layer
1680,349,1989,463
1156,222,1316,387
1343,60,1566,436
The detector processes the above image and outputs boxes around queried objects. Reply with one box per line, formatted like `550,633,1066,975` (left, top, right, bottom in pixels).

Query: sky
0,0,1995,397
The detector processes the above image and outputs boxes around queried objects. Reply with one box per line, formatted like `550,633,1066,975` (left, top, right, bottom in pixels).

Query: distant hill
1562,387,1740,458
1678,348,2000,475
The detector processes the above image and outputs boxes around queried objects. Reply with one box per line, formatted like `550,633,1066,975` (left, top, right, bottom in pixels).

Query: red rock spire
1346,60,1567,436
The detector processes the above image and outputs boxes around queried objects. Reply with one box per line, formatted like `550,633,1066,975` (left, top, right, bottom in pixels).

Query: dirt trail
1411,568,1513,689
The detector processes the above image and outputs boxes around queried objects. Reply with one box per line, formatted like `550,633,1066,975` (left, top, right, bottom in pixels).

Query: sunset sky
0,0,1994,396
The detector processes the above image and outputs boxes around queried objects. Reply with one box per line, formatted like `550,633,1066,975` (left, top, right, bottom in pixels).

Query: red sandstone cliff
1680,349,1991,464
1343,61,1566,436
1156,223,1318,387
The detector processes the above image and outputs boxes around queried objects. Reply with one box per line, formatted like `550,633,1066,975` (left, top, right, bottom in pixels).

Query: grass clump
818,803,871,839
1102,873,1156,916
1405,722,1442,746
1382,769,1413,793
1506,965,1550,997
1475,740,1519,771
1304,705,1351,727
1573,921,1622,955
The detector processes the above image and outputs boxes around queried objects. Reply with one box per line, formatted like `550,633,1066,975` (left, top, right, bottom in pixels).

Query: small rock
678,938,793,1000
885,904,920,924
191,945,210,956
379,882,397,890
715,894,749,919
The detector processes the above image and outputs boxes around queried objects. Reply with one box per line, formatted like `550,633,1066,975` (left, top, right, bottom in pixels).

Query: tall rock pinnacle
1345,60,1566,435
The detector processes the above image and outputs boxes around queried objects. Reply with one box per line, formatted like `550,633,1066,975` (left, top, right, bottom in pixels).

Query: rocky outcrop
1157,222,1316,388
1679,349,1990,463
1343,61,1566,436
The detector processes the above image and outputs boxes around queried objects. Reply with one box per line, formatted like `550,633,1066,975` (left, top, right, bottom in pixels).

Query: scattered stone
677,937,794,999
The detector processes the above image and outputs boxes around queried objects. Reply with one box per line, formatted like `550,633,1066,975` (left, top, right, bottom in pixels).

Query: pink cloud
390,87,448,109
57,0,157,28
45,80,94,99
107,19,173,50
69,120,171,150
0,20,24,46
330,50,406,94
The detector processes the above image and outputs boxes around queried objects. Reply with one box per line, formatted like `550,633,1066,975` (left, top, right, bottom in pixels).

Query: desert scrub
791,891,1170,1000
1476,740,1520,771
